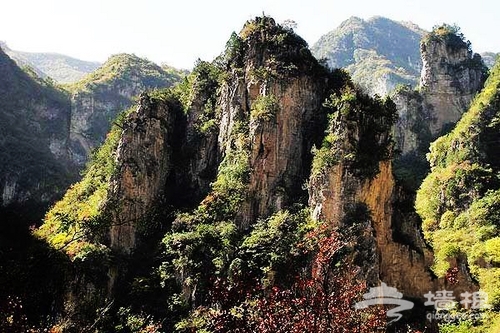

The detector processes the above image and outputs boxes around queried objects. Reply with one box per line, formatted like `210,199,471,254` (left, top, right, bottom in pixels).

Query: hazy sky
1,0,498,69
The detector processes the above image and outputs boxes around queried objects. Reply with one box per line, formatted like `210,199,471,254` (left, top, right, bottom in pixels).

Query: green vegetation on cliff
67,53,181,93
416,58,500,329
35,110,128,257
422,24,470,52
312,16,425,95
313,83,397,179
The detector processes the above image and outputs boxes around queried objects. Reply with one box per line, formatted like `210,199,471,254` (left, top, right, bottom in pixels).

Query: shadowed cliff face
0,47,76,222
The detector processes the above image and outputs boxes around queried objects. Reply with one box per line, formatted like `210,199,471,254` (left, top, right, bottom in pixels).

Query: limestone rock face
69,87,136,165
310,160,438,296
181,82,221,203
216,17,329,228
308,130,475,298
217,75,326,229
393,30,487,156
420,37,486,134
106,84,221,253
392,89,430,156
246,78,323,220
108,94,177,253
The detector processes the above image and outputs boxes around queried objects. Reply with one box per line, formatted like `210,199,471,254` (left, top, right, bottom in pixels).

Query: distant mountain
0,50,185,218
481,51,499,68
0,41,101,83
312,16,426,96
67,53,185,165
0,47,76,220
162,63,190,78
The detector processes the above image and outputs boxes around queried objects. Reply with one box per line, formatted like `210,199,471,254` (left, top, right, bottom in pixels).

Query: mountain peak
1,43,101,83
69,53,169,90
312,16,425,96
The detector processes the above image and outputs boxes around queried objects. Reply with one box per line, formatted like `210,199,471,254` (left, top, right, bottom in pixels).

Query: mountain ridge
0,41,101,83
312,16,425,96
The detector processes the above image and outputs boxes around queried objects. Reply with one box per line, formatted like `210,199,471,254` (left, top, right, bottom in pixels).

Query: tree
187,225,386,333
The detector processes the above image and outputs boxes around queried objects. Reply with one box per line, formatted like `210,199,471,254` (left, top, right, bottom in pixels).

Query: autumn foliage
177,224,386,332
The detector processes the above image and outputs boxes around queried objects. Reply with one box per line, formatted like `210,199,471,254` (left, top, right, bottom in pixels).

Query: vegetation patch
416,58,500,326
312,85,397,179
250,94,280,122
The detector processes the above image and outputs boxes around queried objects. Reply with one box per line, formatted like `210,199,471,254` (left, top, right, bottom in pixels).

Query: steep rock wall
393,28,487,157
107,94,177,253
420,37,485,135
69,64,172,166
309,155,476,299
216,17,329,228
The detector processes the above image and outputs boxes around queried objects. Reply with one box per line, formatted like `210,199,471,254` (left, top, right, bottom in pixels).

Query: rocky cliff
103,16,332,254
34,16,354,330
216,18,330,228
419,27,486,135
393,25,487,191
305,87,457,300
108,94,179,253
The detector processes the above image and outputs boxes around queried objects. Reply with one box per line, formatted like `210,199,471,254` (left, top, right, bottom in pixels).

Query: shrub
250,95,280,122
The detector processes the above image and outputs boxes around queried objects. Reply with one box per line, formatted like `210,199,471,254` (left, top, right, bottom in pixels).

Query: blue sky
1,0,498,69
